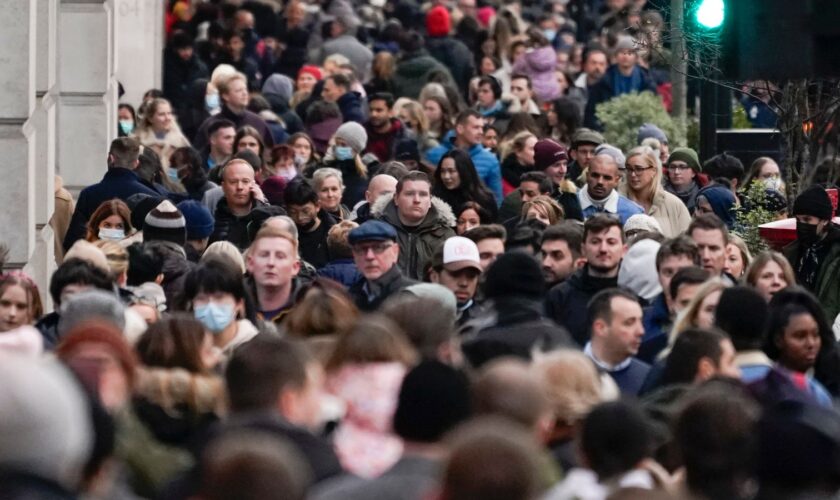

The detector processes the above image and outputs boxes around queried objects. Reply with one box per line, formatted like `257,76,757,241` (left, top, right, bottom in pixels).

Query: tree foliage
595,91,686,153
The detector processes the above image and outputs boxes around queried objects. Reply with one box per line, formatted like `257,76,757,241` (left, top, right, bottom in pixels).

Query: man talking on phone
209,158,269,250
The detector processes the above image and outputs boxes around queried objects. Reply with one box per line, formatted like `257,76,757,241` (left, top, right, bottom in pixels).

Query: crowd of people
4,0,840,498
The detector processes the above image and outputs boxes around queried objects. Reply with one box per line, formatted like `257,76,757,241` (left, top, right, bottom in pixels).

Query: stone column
57,0,117,193
24,0,60,307
115,0,164,107
0,0,37,271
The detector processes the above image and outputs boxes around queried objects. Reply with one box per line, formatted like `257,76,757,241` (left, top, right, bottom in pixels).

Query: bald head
365,174,398,204
472,359,550,430
234,10,255,30
264,216,299,242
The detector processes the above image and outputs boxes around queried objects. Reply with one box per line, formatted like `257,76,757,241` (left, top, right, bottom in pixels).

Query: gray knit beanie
334,122,368,154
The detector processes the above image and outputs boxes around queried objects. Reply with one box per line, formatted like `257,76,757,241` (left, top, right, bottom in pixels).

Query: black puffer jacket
372,193,456,280
209,198,269,251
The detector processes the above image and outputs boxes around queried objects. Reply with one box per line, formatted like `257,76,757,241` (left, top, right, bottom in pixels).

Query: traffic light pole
699,79,733,161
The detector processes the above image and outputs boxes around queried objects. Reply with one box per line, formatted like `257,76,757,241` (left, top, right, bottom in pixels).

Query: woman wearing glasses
662,147,709,213
619,146,691,238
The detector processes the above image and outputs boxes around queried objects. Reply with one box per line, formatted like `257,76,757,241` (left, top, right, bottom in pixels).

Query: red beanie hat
426,6,451,37
534,139,569,170
297,65,323,82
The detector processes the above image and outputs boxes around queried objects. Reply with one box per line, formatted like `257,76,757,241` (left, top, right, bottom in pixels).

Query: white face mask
763,177,783,191
99,227,125,241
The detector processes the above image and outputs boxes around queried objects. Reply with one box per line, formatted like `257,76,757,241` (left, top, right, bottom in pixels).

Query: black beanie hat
793,185,834,220
483,251,545,299
714,286,769,351
127,194,165,231
393,360,471,443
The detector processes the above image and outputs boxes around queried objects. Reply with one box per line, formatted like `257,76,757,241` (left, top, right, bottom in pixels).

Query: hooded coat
371,193,456,280
262,74,304,135
392,50,455,100
512,46,561,103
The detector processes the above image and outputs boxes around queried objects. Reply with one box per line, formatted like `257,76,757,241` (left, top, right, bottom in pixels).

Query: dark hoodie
461,296,575,369
336,91,365,124
262,74,304,135
545,266,621,346
298,209,338,269
392,50,455,99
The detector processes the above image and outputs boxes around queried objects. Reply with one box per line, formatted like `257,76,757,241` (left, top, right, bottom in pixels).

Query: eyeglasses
625,164,655,176
351,242,394,256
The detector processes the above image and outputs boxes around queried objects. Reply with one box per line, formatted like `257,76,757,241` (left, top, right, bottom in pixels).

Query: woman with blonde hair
744,251,796,302
397,100,439,154
134,97,191,173
532,349,616,470
724,234,752,279
667,277,730,350
523,195,564,226
500,131,537,195
619,145,691,238
93,240,130,287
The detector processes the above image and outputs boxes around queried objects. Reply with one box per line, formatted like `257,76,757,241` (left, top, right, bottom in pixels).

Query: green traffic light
696,0,724,29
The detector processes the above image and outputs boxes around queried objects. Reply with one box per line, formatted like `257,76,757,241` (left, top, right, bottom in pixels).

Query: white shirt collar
584,342,633,372
579,186,620,213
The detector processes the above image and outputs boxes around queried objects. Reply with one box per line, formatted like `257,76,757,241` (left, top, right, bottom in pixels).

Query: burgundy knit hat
534,139,569,171
261,176,288,206
426,6,451,37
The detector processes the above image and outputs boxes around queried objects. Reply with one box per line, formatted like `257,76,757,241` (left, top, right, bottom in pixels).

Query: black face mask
298,217,318,232
796,221,821,246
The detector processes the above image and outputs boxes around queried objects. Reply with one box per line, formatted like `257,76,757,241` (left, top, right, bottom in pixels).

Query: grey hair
312,167,344,191
58,289,126,337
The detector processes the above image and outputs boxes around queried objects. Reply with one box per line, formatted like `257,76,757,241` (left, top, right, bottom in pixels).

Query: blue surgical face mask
334,146,354,161
543,29,557,42
167,168,181,183
194,302,236,334
205,93,220,111
98,227,125,241
119,119,134,135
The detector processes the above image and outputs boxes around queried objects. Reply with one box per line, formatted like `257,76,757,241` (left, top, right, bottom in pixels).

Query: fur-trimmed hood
134,366,227,416
370,191,457,229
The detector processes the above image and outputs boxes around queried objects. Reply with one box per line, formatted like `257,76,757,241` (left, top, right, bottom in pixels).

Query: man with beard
540,222,583,288
364,93,406,162
546,214,628,345
578,152,643,225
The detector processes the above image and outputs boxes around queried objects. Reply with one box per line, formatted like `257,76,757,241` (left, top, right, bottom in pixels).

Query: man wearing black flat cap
347,220,417,311
784,185,840,321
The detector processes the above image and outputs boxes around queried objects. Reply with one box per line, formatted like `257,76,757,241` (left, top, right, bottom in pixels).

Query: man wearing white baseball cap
429,236,485,326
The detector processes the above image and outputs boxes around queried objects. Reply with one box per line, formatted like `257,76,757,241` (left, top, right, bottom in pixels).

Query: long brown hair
135,315,212,374
86,199,133,242
325,314,417,372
